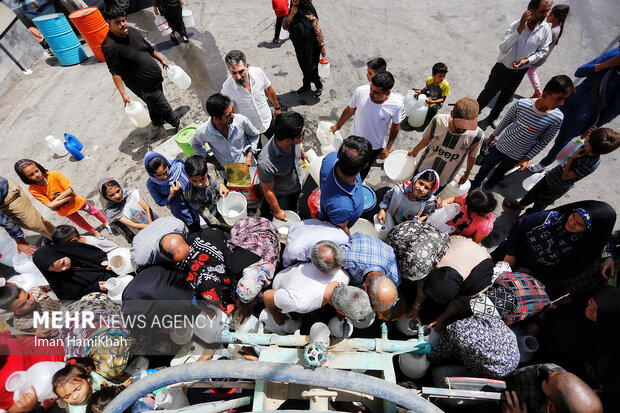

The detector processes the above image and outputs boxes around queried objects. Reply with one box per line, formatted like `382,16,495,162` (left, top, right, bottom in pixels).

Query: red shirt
272,0,290,17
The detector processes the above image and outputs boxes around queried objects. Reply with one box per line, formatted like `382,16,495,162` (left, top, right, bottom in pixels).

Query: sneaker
490,119,499,129
296,85,311,94
314,88,323,97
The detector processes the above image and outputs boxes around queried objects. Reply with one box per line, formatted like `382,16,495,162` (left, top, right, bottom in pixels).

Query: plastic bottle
396,316,419,336
398,351,430,379
12,252,39,274
318,58,330,78
44,135,69,157
426,203,460,233
167,65,192,90
125,101,151,128
5,362,65,402
407,94,429,127
556,138,584,162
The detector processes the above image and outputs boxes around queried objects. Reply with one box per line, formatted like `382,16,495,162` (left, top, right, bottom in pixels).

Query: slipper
503,199,525,210
528,163,545,173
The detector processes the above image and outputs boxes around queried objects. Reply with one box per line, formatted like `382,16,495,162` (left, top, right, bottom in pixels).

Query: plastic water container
307,189,321,219
328,316,353,338
167,65,192,89
125,101,150,128
349,218,378,237
228,315,260,356
384,150,417,183
105,275,133,303
45,135,69,157
175,126,199,157
556,138,584,162
396,316,419,336
8,273,50,292
107,248,134,275
426,203,460,233
403,90,417,118
307,155,325,187
69,7,109,62
182,8,194,28
408,94,428,128
522,172,545,191
155,388,190,409
272,210,301,244
12,253,39,274
399,352,429,379
318,58,330,78
5,361,65,402
170,324,193,345
193,308,228,343
320,132,343,156
350,312,375,329
32,14,87,66
216,191,247,226
170,341,207,366
154,14,172,36
259,309,299,335
373,212,394,241
316,121,342,147
438,172,471,200
0,235,18,267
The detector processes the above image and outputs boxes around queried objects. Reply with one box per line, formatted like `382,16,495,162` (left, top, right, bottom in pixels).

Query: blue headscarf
144,151,189,188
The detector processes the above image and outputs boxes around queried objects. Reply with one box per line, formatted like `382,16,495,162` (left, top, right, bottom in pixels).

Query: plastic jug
407,94,428,127
44,135,69,157
105,275,133,303
170,341,207,366
426,203,460,233
398,352,429,379
228,315,260,356
193,308,228,343
216,191,247,226
437,172,471,200
155,387,190,409
181,8,194,28
320,133,343,156
396,316,419,336
383,150,417,183
403,89,417,118
5,361,65,402
167,65,192,89
307,155,325,188
318,58,330,78
170,324,193,345
154,14,172,36
350,312,375,329
272,210,301,244
522,172,545,192
8,273,50,292
258,309,299,335
0,235,18,267
373,212,394,241
125,100,150,128
12,253,39,274
328,316,353,338
316,121,342,147
107,248,134,275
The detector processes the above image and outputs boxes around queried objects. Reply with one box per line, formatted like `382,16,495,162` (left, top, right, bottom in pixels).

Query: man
130,216,186,271
257,111,307,220
477,0,553,128
504,364,602,413
331,71,404,179
190,93,260,169
282,219,349,267
319,136,371,234
101,6,179,129
221,50,281,139
341,232,400,312
408,97,484,190
1,176,55,255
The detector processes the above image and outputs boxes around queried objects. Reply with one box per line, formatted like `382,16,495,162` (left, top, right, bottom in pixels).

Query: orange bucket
69,7,109,62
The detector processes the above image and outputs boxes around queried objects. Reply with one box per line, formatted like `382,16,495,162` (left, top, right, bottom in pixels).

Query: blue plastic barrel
33,13,87,66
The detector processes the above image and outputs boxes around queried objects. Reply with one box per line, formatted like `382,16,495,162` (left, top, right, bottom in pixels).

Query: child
88,385,154,413
144,151,201,233
0,281,60,337
505,128,620,214
377,169,440,224
52,357,107,413
51,224,118,253
98,178,157,237
416,62,450,124
183,155,230,227
527,5,570,98
14,159,112,238
272,0,289,43
439,188,497,244
471,75,574,190
366,57,387,82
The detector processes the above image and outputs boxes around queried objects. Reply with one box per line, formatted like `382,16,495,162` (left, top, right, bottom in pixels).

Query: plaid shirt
0,176,24,239
341,232,401,287
505,363,565,411
130,216,186,271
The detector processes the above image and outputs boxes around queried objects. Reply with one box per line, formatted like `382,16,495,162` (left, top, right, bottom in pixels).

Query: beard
236,76,248,86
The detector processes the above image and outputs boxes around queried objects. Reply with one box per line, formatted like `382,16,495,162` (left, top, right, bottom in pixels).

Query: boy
416,62,450,124
184,155,230,226
366,57,387,82
471,75,574,190
505,128,620,214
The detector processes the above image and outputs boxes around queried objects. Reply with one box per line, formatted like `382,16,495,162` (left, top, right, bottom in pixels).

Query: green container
175,127,199,157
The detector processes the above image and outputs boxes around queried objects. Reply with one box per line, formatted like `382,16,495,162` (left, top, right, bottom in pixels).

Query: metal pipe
103,360,442,413
164,396,251,413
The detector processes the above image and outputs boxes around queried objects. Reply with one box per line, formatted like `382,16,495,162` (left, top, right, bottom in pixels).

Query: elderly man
190,93,260,169
477,0,553,127
130,216,186,271
330,71,404,179
221,50,281,139
282,219,349,267
341,232,400,312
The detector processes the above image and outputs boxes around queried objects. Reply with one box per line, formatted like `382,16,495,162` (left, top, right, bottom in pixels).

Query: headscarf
32,242,113,300
227,217,281,264
593,287,620,324
236,260,276,303
97,177,132,222
399,168,440,202
296,0,318,19
144,151,189,188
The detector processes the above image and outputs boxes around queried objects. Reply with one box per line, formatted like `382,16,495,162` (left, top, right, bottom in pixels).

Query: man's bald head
548,371,602,413
159,233,190,262
364,271,397,312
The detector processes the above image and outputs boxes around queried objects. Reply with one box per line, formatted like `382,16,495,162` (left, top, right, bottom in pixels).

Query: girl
377,169,440,224
52,357,107,413
98,178,157,239
14,159,112,238
144,151,200,232
272,0,289,43
0,281,61,337
438,188,497,243
32,243,114,300
527,5,570,98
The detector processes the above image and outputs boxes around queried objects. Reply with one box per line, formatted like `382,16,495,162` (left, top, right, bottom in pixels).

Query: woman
493,200,616,296
32,242,114,300
282,0,326,97
144,151,200,233
153,0,188,42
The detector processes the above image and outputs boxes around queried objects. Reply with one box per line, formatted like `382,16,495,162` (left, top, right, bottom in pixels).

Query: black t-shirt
101,26,163,92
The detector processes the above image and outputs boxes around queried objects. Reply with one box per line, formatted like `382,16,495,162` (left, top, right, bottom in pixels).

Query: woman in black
153,0,188,43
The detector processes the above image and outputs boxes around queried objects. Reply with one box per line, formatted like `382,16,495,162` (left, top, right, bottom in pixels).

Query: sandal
182,36,189,43
169,34,178,42
503,199,525,210
527,163,545,173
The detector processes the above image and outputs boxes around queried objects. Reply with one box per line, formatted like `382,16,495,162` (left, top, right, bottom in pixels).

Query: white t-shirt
348,84,404,149
273,263,349,314
282,219,350,267
221,66,273,133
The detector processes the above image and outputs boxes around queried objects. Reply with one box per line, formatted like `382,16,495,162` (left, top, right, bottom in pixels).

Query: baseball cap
452,97,479,130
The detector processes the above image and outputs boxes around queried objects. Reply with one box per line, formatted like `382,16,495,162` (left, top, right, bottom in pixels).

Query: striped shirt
545,154,601,191
494,99,563,161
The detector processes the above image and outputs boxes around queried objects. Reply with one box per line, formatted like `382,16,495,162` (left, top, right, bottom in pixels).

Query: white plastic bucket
272,210,301,244
349,218,378,237
216,191,247,226
181,8,194,28
105,274,133,303
167,65,191,89
125,100,150,128
154,14,172,36
384,150,417,183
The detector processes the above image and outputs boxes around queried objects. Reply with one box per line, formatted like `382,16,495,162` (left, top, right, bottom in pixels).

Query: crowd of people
1,0,620,412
